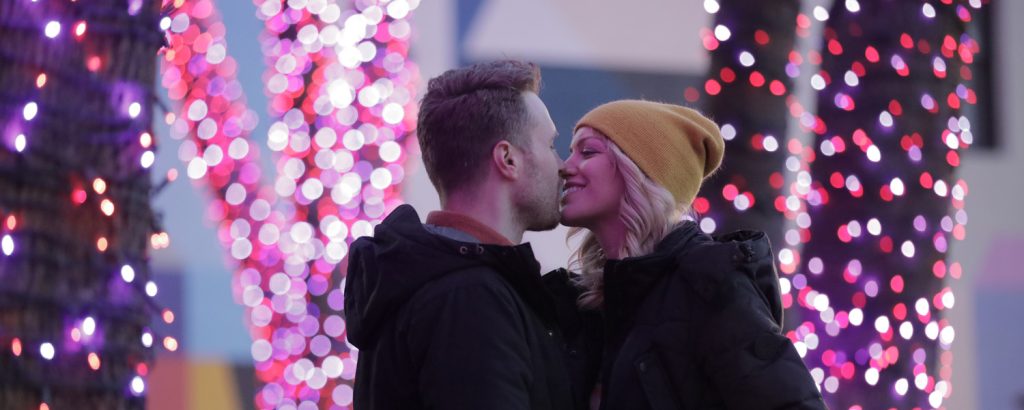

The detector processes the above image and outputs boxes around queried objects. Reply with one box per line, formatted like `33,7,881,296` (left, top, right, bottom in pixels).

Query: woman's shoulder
656,222,771,259
669,228,784,325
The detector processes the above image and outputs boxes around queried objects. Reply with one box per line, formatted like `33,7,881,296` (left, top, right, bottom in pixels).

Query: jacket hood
606,222,784,326
344,205,546,349
682,225,783,326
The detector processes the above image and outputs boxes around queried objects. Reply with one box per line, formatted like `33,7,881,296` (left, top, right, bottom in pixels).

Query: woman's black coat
599,222,827,410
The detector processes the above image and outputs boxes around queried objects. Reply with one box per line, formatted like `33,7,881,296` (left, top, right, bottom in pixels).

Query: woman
560,100,826,409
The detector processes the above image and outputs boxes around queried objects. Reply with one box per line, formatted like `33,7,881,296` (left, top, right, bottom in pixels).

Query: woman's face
559,127,626,229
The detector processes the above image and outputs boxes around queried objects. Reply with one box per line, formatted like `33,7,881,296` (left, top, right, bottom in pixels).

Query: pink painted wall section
976,234,1024,291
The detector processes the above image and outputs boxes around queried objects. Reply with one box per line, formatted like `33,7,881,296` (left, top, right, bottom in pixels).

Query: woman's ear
492,140,520,180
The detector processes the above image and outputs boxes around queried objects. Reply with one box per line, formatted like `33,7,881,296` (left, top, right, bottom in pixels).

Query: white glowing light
121,264,136,283
867,218,882,235
879,111,894,127
379,141,401,162
916,372,929,390
44,21,61,38
140,151,155,168
845,175,861,192
813,6,830,21
922,3,936,18
899,321,914,340
714,24,731,41
721,124,736,140
187,158,208,179
700,217,716,233
874,316,890,333
901,241,916,258
131,376,145,395
24,102,38,121
370,168,393,190
934,56,947,74
808,257,823,274
810,74,825,91
40,342,55,359
890,177,905,196
813,294,830,312
83,317,96,336
778,249,794,266
810,368,824,385
940,325,955,344
2,235,13,256
895,378,909,395
844,71,859,87
385,0,410,19
866,145,881,162
925,321,939,340
794,341,807,358
128,102,142,119
942,291,955,308
849,308,864,326
382,103,404,124
820,140,835,156
739,51,755,67
187,100,208,121
703,0,720,13
865,367,879,385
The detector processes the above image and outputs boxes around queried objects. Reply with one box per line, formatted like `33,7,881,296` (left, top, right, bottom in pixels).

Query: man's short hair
416,60,541,198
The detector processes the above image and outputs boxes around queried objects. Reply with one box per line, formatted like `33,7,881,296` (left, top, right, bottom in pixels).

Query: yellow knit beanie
575,100,725,206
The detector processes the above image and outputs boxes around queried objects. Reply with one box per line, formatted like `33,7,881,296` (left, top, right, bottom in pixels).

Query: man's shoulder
398,264,529,334
412,264,513,302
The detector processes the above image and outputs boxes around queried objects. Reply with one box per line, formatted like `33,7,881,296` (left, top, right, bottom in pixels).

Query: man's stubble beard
521,174,561,232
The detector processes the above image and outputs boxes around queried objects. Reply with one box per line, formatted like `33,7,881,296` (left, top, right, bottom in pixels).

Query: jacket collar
426,210,515,246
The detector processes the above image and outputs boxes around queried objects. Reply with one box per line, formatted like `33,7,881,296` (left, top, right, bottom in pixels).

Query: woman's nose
558,160,575,178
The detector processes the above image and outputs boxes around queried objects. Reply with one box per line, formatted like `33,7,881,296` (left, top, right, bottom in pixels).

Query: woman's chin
559,211,587,228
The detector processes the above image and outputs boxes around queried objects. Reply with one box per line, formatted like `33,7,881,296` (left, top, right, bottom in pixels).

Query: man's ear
492,140,520,180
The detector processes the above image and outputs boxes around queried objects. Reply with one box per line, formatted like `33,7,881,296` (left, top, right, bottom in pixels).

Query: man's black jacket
344,205,598,410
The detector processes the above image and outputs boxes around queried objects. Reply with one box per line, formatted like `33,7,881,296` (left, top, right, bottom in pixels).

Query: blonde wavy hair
568,129,688,309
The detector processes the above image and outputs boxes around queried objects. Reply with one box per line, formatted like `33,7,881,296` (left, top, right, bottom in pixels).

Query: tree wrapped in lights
159,0,419,407
792,1,977,408
697,0,981,407
698,0,800,250
0,0,168,408
695,0,820,325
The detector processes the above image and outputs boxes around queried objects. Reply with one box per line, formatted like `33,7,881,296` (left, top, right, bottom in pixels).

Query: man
344,60,595,409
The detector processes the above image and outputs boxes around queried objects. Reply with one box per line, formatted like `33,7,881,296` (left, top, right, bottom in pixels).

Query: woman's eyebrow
571,136,599,149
